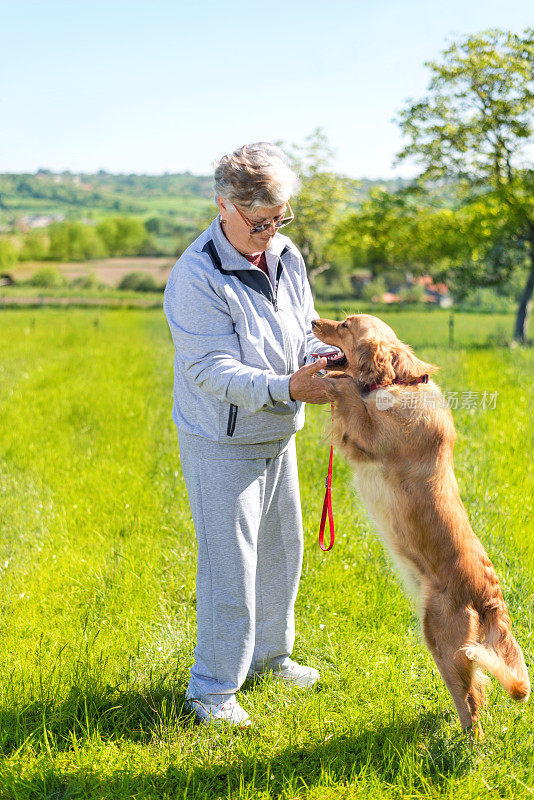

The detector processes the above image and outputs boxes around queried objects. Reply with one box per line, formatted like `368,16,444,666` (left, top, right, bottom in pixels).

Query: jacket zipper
227,403,238,437
249,266,291,373
272,266,293,374
226,261,289,438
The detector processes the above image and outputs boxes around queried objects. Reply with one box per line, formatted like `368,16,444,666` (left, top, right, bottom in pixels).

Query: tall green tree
283,129,351,285
96,217,149,257
332,185,525,306
48,221,107,261
396,28,534,341
0,237,19,270
20,229,49,261
333,188,425,276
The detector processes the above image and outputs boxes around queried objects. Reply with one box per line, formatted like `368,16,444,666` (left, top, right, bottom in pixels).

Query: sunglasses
233,202,294,234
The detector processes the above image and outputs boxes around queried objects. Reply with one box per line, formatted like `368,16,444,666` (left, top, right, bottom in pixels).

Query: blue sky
1,0,532,178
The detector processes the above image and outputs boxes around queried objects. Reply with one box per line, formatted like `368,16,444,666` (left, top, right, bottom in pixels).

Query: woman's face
217,196,287,254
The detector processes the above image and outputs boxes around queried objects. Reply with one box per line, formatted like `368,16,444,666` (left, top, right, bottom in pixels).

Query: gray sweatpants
177,429,304,705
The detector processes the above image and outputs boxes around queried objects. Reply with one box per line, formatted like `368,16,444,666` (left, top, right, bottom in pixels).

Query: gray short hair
214,142,299,210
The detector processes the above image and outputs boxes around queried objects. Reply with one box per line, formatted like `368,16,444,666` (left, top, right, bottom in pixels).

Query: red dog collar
365,374,429,393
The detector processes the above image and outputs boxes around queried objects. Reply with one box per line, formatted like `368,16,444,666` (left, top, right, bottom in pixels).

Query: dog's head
311,313,438,388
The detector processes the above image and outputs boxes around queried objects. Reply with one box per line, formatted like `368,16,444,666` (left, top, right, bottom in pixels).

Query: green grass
0,285,163,307
0,308,532,799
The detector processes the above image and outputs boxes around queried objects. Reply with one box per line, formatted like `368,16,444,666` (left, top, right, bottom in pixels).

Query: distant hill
0,171,215,229
0,171,414,229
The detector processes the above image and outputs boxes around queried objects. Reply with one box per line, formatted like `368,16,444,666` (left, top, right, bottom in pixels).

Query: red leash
319,404,335,551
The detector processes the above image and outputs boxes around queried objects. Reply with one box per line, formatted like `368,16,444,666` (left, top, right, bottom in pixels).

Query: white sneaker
184,694,251,728
251,659,320,688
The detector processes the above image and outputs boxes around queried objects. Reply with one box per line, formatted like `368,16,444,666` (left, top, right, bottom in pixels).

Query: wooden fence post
449,311,454,348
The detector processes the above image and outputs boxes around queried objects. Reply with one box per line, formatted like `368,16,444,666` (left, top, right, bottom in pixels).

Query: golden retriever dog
312,313,529,737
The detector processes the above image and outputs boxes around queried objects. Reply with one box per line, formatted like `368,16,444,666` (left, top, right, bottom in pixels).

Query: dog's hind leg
423,601,484,737
466,668,487,736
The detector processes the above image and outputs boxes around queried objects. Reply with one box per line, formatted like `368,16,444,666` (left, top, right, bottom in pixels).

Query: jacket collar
208,216,289,272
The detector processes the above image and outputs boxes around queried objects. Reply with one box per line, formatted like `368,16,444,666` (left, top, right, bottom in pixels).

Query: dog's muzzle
311,350,347,369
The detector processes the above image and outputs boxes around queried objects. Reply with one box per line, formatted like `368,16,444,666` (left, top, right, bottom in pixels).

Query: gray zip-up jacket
163,217,328,444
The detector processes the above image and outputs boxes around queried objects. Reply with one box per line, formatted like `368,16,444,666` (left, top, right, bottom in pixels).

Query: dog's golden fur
313,313,530,737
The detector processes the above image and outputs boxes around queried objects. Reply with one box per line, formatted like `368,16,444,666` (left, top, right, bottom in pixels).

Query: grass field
0,307,533,799
0,194,213,227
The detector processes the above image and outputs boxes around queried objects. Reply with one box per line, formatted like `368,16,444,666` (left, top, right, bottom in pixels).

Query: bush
398,284,426,304
457,287,516,313
70,272,102,290
485,326,512,347
118,272,161,292
29,266,67,288
361,276,386,302
145,216,165,235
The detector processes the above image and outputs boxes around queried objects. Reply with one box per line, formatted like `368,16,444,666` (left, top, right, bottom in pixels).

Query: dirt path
11,257,175,286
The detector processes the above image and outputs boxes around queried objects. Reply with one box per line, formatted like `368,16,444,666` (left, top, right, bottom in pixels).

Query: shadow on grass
0,706,476,799
0,680,192,755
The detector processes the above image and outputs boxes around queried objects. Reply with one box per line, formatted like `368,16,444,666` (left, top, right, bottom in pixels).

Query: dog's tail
465,621,530,702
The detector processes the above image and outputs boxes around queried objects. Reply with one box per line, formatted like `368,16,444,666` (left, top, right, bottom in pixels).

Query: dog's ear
357,339,397,386
392,343,438,382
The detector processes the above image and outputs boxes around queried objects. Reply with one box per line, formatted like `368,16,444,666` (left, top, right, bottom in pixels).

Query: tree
333,188,422,276
396,28,534,341
434,195,528,300
331,184,525,307
96,216,151,257
282,129,351,285
20,229,49,261
0,237,19,270
332,186,461,284
48,221,107,261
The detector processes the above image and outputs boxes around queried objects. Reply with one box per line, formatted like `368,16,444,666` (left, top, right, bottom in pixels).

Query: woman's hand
289,358,331,404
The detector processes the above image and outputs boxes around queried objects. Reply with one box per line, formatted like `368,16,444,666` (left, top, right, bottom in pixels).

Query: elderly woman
163,142,331,727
